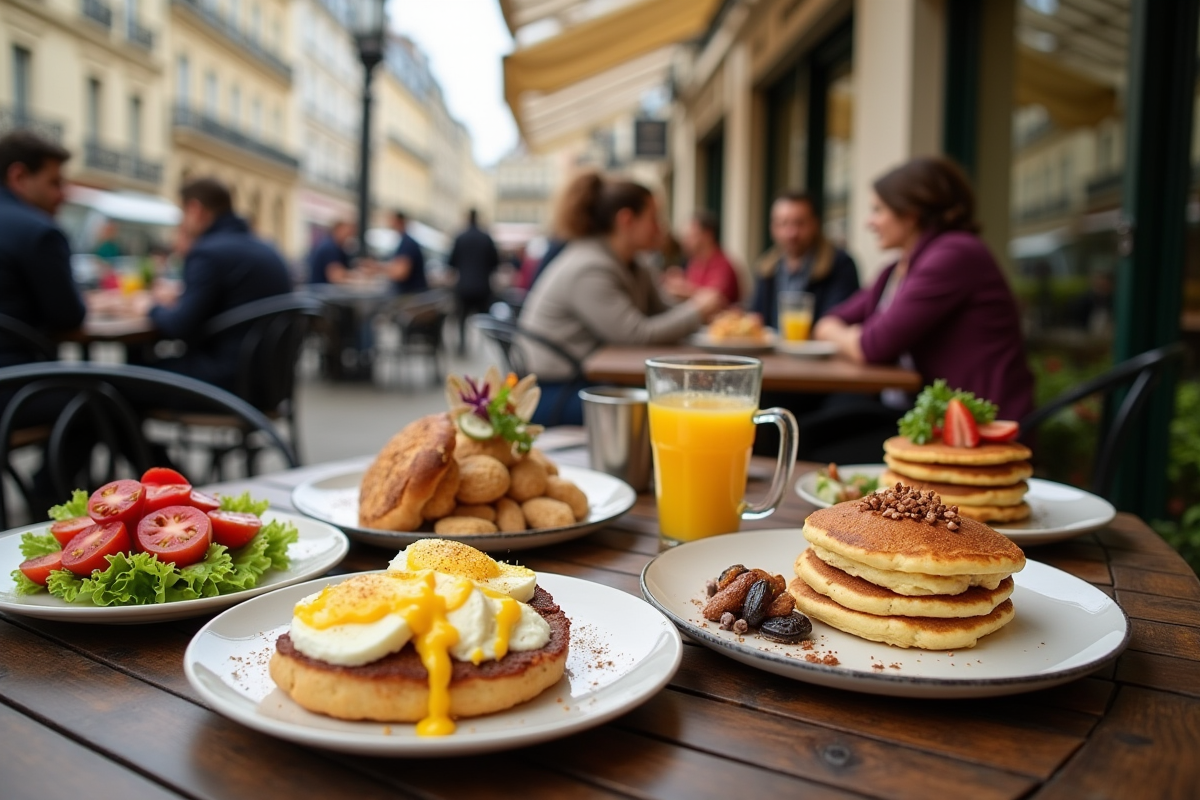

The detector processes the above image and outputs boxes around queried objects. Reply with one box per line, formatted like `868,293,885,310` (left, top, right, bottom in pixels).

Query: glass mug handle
741,407,799,521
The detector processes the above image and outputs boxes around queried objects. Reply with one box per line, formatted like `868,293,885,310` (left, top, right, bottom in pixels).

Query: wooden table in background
585,344,923,394
2,447,1199,799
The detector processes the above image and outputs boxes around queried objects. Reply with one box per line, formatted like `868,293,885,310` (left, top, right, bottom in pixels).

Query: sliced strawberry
943,398,980,448
978,420,1019,442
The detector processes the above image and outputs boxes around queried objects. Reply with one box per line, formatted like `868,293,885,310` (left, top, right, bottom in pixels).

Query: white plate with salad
0,480,349,624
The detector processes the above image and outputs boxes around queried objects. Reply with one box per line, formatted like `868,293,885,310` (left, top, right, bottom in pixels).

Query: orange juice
648,392,757,541
781,310,813,341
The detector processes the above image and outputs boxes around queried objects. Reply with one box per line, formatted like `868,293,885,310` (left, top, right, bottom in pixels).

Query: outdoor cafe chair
469,313,586,426
375,289,454,388
1019,340,1187,502
148,293,323,480
0,361,297,529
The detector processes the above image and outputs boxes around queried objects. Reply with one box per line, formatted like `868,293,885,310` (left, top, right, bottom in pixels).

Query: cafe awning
502,0,723,150
1016,45,1117,129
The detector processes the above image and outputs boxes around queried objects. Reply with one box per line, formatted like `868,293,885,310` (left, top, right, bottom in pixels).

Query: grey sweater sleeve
571,263,702,344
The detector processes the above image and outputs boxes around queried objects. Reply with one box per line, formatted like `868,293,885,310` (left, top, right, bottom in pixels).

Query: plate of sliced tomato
0,468,349,624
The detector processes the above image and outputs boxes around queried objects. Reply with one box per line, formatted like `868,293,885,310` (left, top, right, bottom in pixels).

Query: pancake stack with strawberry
882,382,1032,524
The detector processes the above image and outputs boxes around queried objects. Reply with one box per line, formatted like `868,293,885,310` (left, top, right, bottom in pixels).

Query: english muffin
359,413,457,531
883,436,1031,465
789,577,1015,650
884,454,1034,486
795,548,1014,618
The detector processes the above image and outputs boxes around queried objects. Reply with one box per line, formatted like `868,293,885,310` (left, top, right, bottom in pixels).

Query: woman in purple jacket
814,157,1034,421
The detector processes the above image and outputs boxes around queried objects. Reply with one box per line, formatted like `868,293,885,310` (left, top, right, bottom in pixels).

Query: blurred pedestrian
448,208,499,354
815,156,1033,420
139,177,292,391
751,191,859,328
0,130,84,365
521,171,726,425
386,210,427,294
307,219,355,285
662,210,740,305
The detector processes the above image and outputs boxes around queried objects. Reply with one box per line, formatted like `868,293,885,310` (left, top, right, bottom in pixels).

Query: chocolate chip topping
858,483,961,531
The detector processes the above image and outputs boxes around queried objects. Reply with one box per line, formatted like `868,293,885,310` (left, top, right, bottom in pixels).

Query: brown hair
873,157,979,235
554,171,653,239
772,189,820,219
0,130,70,185
692,209,719,240
180,177,233,217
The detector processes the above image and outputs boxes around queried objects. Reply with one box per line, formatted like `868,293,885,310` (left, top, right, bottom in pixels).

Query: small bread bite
455,433,517,466
495,497,527,532
545,476,588,521
457,455,511,504
522,497,575,528
434,516,499,536
452,503,498,522
508,457,549,502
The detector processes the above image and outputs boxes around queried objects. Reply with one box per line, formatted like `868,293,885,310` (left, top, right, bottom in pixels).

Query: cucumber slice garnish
457,413,495,440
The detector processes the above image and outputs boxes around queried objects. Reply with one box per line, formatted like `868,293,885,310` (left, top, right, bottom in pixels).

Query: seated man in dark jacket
0,131,85,366
144,177,292,390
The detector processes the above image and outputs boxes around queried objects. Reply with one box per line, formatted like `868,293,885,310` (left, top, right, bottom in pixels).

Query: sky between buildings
388,0,519,167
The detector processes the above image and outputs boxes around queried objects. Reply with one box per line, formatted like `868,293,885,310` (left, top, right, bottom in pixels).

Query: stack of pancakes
789,494,1026,650
881,436,1033,524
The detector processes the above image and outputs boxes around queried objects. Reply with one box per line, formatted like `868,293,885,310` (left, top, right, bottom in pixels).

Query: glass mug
779,290,815,341
646,356,799,546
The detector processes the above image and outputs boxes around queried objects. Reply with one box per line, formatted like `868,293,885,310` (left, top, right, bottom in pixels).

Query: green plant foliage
1154,503,1200,577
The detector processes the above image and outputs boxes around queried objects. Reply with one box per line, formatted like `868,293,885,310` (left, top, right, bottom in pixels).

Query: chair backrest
200,293,324,412
0,361,298,527
1020,341,1187,500
394,289,453,334
468,314,586,425
0,313,58,362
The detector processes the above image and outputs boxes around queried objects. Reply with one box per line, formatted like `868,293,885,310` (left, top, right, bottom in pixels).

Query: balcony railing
127,19,155,48
310,172,357,193
82,0,113,28
84,140,164,185
171,0,292,80
1016,195,1073,225
173,106,299,169
0,107,64,142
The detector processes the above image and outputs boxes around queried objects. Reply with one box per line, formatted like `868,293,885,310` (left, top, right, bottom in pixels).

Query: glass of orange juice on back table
779,290,815,341
646,356,799,546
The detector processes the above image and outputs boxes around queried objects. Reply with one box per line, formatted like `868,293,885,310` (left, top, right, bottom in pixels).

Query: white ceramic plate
0,510,349,624
775,340,837,358
795,466,1117,546
686,329,778,355
292,464,636,552
641,529,1128,698
184,571,683,756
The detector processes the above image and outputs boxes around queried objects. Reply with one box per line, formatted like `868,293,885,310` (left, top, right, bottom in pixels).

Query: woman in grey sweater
520,172,726,425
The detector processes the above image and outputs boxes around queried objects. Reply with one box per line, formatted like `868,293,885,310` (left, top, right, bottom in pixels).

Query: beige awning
503,0,723,149
1016,46,1118,128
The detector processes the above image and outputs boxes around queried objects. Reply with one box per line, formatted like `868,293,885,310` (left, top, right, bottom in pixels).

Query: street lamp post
351,0,387,255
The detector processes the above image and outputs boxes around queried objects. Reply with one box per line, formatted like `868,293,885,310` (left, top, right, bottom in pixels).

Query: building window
87,77,102,139
230,84,241,128
204,71,218,117
12,46,32,117
129,94,142,151
251,97,262,138
176,54,190,107
250,3,261,43
229,0,241,29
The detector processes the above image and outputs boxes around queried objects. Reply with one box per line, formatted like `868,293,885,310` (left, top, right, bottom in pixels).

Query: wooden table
585,344,923,394
3,450,1199,799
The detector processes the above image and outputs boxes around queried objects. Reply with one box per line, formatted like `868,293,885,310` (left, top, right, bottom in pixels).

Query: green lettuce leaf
10,569,46,595
897,380,998,445
218,491,271,516
19,532,61,559
46,569,85,602
48,489,89,522
259,519,298,571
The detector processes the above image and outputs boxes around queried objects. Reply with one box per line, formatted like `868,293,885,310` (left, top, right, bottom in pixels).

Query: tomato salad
10,468,298,606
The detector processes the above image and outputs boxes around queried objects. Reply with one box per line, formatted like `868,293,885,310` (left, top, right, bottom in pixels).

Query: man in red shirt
663,210,741,304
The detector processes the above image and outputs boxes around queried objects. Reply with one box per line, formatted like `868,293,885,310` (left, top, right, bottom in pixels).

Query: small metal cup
579,386,653,493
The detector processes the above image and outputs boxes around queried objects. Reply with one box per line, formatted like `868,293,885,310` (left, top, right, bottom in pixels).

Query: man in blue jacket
0,131,85,366
145,177,291,390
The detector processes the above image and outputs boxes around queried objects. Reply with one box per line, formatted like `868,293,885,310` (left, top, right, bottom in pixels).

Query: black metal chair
0,362,297,529
1019,341,1187,501
468,314,587,426
377,289,454,388
0,314,58,362
149,293,323,479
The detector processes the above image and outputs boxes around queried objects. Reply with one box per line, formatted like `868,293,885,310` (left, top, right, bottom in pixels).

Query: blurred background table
1,444,1197,799
585,344,923,394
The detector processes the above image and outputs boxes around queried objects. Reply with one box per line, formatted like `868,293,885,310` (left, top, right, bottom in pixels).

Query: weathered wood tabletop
2,443,1198,799
584,344,924,394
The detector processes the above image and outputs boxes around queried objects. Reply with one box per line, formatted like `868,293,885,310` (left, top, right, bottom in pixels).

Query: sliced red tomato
140,467,189,485
87,479,145,527
49,516,97,547
978,420,1020,443
20,551,64,585
943,398,980,448
136,506,211,567
207,510,263,549
143,482,194,514
62,522,131,576
187,490,221,513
